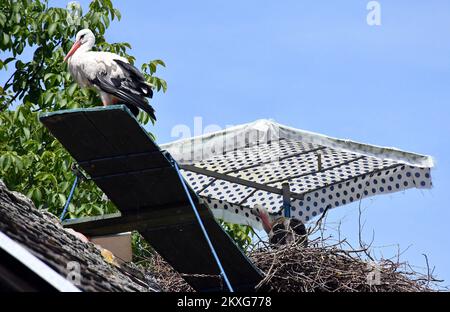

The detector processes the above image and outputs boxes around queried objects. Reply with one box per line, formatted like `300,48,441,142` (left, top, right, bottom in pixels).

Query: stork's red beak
256,207,273,234
64,40,81,62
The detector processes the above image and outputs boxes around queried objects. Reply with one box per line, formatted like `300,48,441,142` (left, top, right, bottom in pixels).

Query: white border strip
0,231,81,292
161,119,434,168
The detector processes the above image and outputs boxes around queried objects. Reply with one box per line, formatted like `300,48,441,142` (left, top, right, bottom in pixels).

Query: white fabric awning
161,119,434,230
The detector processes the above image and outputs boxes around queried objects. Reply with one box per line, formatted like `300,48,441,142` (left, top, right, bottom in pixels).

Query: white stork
255,204,308,246
64,29,156,119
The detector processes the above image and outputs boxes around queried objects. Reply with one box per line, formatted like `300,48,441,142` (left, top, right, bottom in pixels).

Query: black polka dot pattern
269,156,396,192
181,170,214,192
179,138,433,229
199,179,254,203
290,166,432,223
242,190,284,213
195,140,320,174
229,148,360,184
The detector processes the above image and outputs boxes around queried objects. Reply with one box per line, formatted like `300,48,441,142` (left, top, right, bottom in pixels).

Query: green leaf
2,154,12,172
67,83,77,96
13,156,23,171
3,57,15,65
114,8,121,20
58,194,66,206
160,79,168,92
44,92,54,105
33,188,42,203
149,62,156,74
15,60,24,70
98,22,105,35
3,33,10,46
14,12,21,24
0,13,6,27
102,14,110,28
23,127,30,139
48,23,57,36
0,155,6,170
44,73,54,82
154,59,166,67
11,25,21,35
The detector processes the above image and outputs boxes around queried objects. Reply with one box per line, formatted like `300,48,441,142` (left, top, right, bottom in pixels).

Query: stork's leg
100,92,111,106
99,92,119,106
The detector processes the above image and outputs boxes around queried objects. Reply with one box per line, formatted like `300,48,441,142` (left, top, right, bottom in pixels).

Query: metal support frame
60,176,79,221
317,153,322,171
60,152,167,221
170,155,234,293
60,164,88,221
181,164,305,200
282,182,291,218
62,203,211,237
63,150,235,292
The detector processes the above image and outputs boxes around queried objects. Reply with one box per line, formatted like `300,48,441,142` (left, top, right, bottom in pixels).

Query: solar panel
40,106,262,292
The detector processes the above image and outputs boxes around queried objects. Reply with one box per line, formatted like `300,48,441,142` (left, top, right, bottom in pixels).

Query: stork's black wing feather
89,59,156,120
114,59,153,99
289,218,308,247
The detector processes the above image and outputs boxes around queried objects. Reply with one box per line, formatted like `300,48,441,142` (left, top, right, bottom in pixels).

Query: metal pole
282,182,291,218
60,176,79,221
172,160,234,292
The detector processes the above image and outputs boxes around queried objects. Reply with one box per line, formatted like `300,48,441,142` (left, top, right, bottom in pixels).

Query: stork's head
64,29,95,62
254,204,273,234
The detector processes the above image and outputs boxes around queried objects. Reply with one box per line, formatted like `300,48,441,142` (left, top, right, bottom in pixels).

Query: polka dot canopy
163,120,434,230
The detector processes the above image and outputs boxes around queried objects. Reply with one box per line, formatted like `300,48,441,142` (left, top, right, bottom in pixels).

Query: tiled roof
0,180,160,292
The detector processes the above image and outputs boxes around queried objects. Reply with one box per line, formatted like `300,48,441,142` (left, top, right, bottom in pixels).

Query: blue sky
36,0,450,286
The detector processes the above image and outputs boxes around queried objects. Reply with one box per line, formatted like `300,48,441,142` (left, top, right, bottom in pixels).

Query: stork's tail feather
121,100,156,120
124,103,139,117
120,91,156,120
141,82,154,98
134,99,156,121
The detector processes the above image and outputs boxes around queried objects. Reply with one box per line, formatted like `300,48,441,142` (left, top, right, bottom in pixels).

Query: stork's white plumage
64,29,156,119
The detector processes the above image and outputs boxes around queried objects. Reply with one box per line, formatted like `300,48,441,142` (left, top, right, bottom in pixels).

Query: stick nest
148,238,439,292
